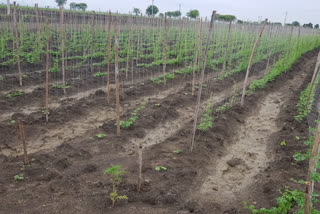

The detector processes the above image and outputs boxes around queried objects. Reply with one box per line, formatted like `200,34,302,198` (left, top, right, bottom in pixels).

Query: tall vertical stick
60,6,66,94
90,11,96,73
18,118,29,165
107,11,112,105
162,13,168,85
137,142,143,192
240,18,268,106
190,11,216,152
35,3,41,61
223,20,232,71
114,20,121,137
304,121,320,214
7,0,10,15
136,26,141,65
305,52,320,111
45,21,50,123
192,18,202,96
126,17,132,80
13,2,22,87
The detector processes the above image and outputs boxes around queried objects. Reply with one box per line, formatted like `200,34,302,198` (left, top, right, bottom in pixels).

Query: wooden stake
60,6,66,94
192,18,202,96
190,11,216,152
305,52,320,111
107,11,112,105
114,20,121,137
162,13,168,86
137,142,143,192
240,18,268,106
136,26,141,65
7,0,10,15
18,118,29,165
35,3,41,61
90,11,96,73
126,17,132,80
223,20,232,71
304,121,320,214
45,21,50,123
13,2,22,87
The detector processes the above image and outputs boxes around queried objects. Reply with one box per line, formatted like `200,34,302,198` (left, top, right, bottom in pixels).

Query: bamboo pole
18,118,29,165
90,11,96,73
223,20,232,72
240,18,268,106
7,0,10,15
13,2,22,87
192,18,202,96
162,13,168,86
190,11,216,152
304,121,320,214
137,142,143,192
126,17,132,80
114,19,121,137
45,21,50,123
136,26,141,65
305,52,320,111
35,3,41,61
60,6,66,94
107,11,112,105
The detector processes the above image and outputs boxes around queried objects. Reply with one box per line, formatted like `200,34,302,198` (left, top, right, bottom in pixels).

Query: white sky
1,0,319,25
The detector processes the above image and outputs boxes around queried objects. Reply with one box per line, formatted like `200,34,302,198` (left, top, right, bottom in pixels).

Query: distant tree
272,22,282,26
70,2,77,10
78,3,87,11
292,21,300,26
186,9,199,19
303,23,313,28
159,13,164,18
237,20,244,24
133,8,141,16
315,24,319,29
146,5,159,16
166,10,181,18
216,14,236,22
55,0,67,7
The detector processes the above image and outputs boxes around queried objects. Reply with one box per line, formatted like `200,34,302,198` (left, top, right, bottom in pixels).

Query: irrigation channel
1,5,320,214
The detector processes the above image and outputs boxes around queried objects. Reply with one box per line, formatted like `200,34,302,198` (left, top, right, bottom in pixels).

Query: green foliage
186,9,199,19
42,110,50,115
216,14,236,22
55,0,67,7
244,187,320,214
198,95,214,131
146,5,159,16
14,173,24,181
93,72,107,77
155,166,167,171
280,140,286,146
155,103,161,107
0,75,3,81
166,11,181,18
120,101,147,128
133,8,141,16
96,133,106,139
173,149,182,154
7,90,23,98
151,73,175,84
103,165,128,207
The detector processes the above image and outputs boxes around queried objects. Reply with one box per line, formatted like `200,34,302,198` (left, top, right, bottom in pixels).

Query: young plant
155,166,167,171
52,83,70,89
198,95,214,131
14,173,24,181
96,133,106,139
119,101,147,129
93,72,107,77
103,165,128,207
173,149,182,154
7,90,23,98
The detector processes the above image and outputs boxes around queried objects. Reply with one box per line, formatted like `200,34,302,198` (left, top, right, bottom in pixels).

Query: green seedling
42,110,50,115
7,90,23,98
103,165,128,207
93,72,107,77
155,103,161,107
96,133,106,139
52,83,70,89
14,173,24,181
173,149,182,154
10,120,16,124
280,140,286,146
155,166,167,171
295,136,300,140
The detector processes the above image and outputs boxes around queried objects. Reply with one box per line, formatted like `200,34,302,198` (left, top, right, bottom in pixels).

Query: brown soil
0,47,319,214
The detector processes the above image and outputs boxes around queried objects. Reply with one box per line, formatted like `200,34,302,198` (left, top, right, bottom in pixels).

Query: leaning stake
305,51,320,111
304,120,320,213
18,118,29,165
114,19,121,136
190,11,216,152
240,18,268,106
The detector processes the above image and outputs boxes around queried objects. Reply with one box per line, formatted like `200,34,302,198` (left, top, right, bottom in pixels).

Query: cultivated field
1,5,320,214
